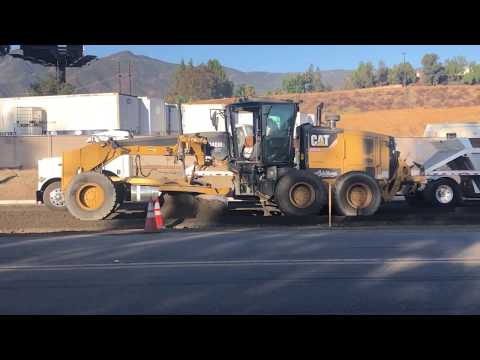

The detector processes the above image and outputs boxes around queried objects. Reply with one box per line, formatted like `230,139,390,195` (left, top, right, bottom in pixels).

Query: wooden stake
328,183,332,228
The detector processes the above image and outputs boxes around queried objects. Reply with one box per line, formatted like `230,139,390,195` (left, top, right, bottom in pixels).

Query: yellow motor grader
60,99,411,220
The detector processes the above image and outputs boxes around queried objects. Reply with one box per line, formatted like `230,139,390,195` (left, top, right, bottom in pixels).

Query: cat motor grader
60,98,410,220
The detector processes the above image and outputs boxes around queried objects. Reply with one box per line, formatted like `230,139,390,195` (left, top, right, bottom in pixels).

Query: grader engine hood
298,124,343,175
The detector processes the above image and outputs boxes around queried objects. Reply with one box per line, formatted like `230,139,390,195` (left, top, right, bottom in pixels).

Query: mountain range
0,50,351,98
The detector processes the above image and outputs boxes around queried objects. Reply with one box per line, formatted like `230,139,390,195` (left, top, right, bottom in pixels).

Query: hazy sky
85,45,480,72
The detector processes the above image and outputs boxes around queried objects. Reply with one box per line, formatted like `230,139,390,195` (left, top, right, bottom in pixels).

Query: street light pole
402,52,406,88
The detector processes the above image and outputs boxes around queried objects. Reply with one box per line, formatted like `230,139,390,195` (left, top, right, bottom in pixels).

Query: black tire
334,172,381,216
65,172,117,221
113,182,126,211
423,178,461,208
275,170,327,216
43,181,67,211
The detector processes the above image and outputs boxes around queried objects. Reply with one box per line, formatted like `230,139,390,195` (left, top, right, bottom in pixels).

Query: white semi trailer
0,93,179,136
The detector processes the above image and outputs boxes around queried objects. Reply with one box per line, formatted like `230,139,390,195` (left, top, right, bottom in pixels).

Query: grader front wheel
65,172,117,221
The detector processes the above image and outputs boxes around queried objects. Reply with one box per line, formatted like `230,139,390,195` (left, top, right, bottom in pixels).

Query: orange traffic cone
144,199,156,232
153,197,165,230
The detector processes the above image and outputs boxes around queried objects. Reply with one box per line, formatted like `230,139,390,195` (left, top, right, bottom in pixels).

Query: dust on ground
0,169,37,200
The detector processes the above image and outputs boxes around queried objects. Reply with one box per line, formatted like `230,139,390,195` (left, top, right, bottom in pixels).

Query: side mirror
210,110,219,131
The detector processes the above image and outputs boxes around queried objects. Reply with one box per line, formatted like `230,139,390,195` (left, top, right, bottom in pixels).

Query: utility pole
117,62,122,94
128,61,132,95
132,62,135,96
402,52,406,88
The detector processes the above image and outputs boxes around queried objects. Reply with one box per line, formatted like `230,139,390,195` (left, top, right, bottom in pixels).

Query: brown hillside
193,85,480,114
193,85,480,136
341,106,480,137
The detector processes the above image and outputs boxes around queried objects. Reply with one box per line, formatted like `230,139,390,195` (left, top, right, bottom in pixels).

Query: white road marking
0,200,37,205
1,257,480,272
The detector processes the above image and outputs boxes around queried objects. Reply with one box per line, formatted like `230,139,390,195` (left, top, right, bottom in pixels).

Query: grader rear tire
334,172,381,216
275,171,327,216
65,172,117,221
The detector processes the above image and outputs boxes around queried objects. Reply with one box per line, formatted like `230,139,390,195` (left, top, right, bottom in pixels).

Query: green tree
348,61,376,88
282,65,326,93
27,75,76,96
282,73,307,93
421,53,447,85
463,63,480,84
375,60,389,86
207,59,234,98
387,62,416,85
166,58,234,103
235,84,256,97
179,59,186,71
311,66,326,91
445,56,468,82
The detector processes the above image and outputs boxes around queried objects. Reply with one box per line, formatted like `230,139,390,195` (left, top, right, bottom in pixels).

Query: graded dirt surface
3,200,480,235
0,205,145,234
0,169,37,200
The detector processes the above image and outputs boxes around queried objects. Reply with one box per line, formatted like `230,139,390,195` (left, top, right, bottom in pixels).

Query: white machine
400,136,480,208
424,123,480,138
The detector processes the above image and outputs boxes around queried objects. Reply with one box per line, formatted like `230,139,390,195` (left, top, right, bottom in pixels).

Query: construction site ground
2,198,480,235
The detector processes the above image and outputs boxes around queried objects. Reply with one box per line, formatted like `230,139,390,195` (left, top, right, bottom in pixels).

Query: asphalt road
2,226,480,314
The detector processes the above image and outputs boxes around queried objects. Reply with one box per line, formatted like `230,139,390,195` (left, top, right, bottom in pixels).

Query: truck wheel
424,178,461,208
43,181,66,211
334,172,381,216
65,172,117,221
275,171,327,216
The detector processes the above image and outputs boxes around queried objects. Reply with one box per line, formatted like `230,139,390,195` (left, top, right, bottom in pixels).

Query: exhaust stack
316,103,324,126
326,114,340,129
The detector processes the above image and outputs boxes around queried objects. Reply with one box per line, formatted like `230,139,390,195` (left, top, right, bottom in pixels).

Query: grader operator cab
60,98,409,221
